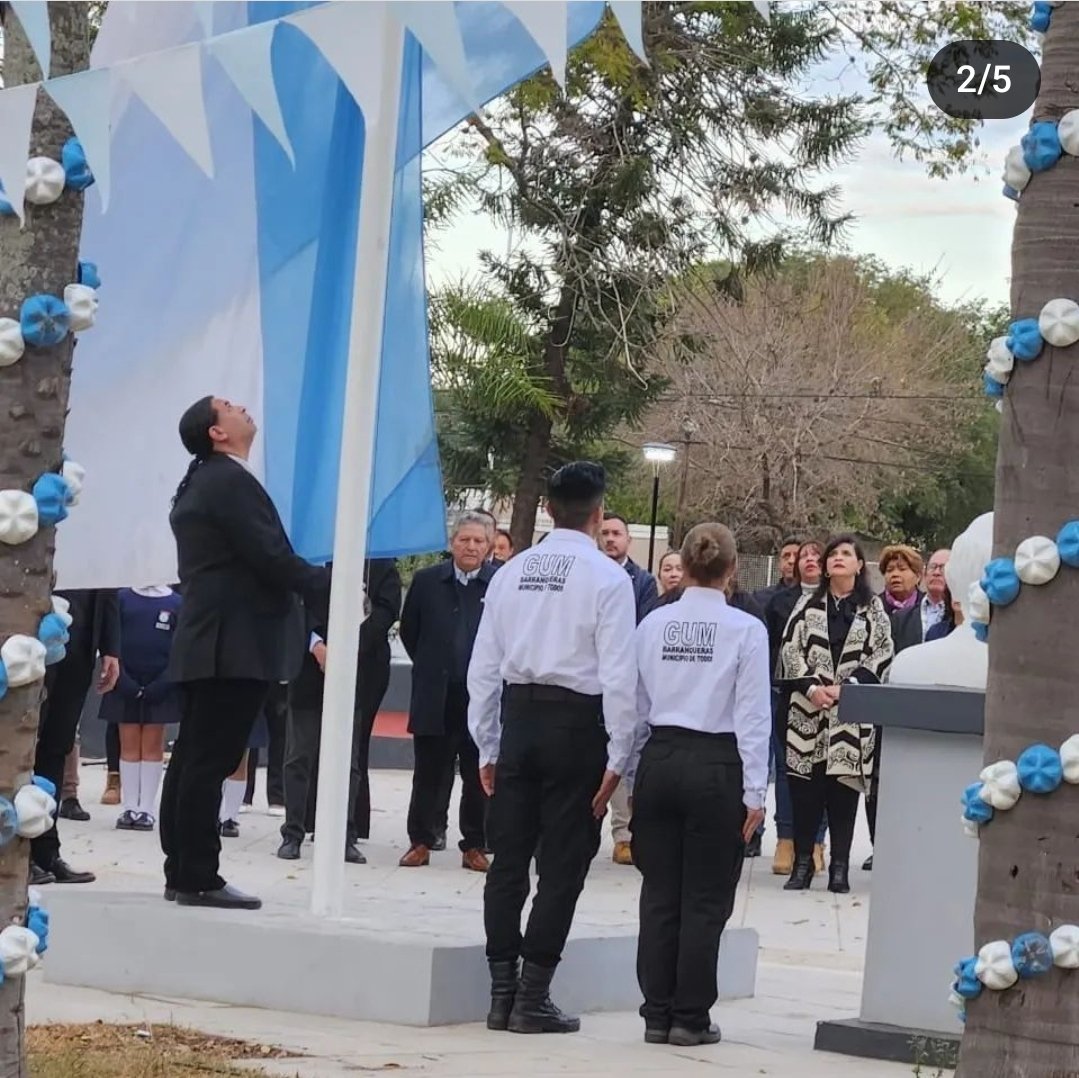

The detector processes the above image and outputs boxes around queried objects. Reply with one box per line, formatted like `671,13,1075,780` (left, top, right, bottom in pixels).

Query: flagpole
311,9,405,919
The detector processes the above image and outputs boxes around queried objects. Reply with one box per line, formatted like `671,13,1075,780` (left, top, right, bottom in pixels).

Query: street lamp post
642,442,677,573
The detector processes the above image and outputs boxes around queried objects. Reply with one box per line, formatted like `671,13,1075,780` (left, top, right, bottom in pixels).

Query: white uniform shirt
634,587,771,810
467,528,640,776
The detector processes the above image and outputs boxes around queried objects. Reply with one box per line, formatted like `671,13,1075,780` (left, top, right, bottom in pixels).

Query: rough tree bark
0,4,91,1074
957,7,1079,1075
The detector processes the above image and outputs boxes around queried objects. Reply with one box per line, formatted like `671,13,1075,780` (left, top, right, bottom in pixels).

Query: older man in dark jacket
279,558,401,863
398,511,495,872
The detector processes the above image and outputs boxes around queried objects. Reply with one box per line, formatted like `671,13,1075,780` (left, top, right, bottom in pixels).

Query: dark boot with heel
828,861,851,894
783,854,815,891
507,961,580,1034
486,960,518,1031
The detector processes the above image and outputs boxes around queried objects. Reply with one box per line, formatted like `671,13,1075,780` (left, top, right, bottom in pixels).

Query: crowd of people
29,394,962,1044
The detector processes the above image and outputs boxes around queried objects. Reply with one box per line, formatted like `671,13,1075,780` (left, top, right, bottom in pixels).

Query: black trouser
788,762,860,866
406,684,486,851
160,679,269,893
284,702,365,845
32,656,94,869
246,684,288,806
483,684,607,968
631,727,746,1033
864,726,882,845
106,723,120,773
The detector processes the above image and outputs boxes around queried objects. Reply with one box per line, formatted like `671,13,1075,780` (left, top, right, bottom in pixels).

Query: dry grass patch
28,1021,300,1077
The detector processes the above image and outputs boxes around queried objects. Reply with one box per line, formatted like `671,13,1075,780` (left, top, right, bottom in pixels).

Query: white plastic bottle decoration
975,939,1019,990
978,760,1022,810
0,319,24,367
1059,110,1079,157
0,926,40,976
1038,298,1079,348
60,461,85,505
985,337,1014,383
24,158,65,206
1003,145,1032,191
1050,924,1079,968
13,784,55,839
62,284,98,333
1015,536,1061,585
51,595,73,629
0,490,39,546
968,582,991,626
1060,734,1079,784
0,636,46,688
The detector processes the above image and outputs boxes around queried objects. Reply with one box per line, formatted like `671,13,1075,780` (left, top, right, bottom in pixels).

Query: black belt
503,683,603,706
648,725,738,751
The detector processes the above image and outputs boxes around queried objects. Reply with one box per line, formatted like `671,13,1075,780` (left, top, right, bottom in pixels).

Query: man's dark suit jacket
622,558,658,624
55,589,121,667
290,558,402,712
167,454,328,684
398,560,497,737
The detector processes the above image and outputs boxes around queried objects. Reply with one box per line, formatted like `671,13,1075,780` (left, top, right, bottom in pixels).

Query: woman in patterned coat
778,535,894,894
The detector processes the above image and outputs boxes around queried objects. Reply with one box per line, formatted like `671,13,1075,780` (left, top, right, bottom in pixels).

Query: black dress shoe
219,819,240,839
175,884,261,910
48,858,96,884
344,843,366,864
828,861,851,894
669,1023,721,1046
277,838,301,860
59,797,91,822
862,854,874,871
744,831,762,858
29,864,55,886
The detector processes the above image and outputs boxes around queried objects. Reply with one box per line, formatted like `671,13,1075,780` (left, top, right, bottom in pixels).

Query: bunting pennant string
0,2,645,216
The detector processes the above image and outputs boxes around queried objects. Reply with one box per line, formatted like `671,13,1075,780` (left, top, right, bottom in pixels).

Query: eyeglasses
927,562,948,572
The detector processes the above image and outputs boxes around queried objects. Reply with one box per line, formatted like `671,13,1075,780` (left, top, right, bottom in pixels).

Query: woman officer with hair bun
631,523,772,1048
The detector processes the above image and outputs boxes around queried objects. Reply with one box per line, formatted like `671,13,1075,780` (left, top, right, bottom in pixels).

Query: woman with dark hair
656,549,684,596
633,523,771,1046
778,535,894,893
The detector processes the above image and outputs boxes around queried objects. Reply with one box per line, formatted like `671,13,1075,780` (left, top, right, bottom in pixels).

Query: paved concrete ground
26,764,932,1076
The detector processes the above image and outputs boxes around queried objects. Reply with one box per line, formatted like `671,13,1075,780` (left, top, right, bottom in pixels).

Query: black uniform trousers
788,761,860,865
483,684,607,969
32,655,95,869
631,726,747,1033
246,683,288,807
407,684,486,851
160,679,269,893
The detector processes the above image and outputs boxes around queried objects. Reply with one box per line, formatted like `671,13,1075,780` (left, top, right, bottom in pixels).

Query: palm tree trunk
0,5,90,1073
957,7,1079,1074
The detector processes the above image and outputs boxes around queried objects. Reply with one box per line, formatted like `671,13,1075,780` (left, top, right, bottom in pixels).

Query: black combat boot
486,959,519,1031
783,854,815,891
507,961,580,1034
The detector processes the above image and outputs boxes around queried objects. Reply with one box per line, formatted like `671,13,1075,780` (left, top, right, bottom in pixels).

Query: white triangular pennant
208,22,295,166
752,1,771,22
46,67,114,213
388,1,481,116
609,0,647,63
0,84,39,225
287,3,388,124
194,0,216,38
9,1,51,80
118,42,214,177
503,0,568,89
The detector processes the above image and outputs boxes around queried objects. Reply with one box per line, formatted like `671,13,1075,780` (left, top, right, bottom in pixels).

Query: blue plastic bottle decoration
1031,1,1053,31
31,774,56,799
1057,521,1079,568
981,558,1022,606
962,782,994,824
0,182,14,217
0,797,17,849
1002,184,1020,203
1016,743,1063,793
37,612,69,667
953,956,983,999
984,372,1005,399
972,622,990,643
0,662,6,702
1022,121,1063,173
1007,318,1044,362
20,295,70,349
1012,932,1054,977
26,906,48,954
61,137,94,192
32,474,69,527
77,261,101,290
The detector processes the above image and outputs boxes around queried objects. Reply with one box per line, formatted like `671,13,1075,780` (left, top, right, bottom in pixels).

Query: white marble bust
889,512,992,691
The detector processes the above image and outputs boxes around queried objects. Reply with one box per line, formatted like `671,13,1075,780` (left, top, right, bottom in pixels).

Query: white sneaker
267,805,285,818
239,803,251,815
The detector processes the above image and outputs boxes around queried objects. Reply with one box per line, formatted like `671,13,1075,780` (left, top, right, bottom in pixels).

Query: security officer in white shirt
468,461,639,1037
632,523,771,1048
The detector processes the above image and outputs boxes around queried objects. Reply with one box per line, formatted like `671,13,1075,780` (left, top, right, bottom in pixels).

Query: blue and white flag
54,0,616,587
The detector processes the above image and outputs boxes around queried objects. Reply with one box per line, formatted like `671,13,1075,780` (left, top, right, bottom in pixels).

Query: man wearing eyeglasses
891,549,951,653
